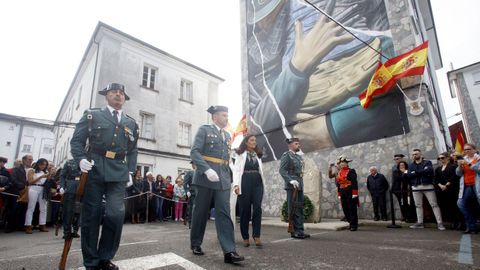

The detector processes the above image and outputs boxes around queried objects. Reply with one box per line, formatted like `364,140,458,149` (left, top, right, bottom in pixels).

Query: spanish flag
358,41,429,109
231,114,248,142
385,41,429,80
358,62,396,108
455,130,465,154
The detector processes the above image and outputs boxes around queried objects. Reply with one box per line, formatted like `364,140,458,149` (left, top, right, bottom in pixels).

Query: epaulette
83,108,101,114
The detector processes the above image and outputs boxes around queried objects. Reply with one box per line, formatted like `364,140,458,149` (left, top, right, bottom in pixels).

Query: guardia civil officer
279,137,310,239
183,161,196,229
59,158,82,239
190,105,244,264
70,83,139,270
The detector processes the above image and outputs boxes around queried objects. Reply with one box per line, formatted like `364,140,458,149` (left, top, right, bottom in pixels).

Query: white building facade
448,61,480,146
0,113,55,167
54,22,224,177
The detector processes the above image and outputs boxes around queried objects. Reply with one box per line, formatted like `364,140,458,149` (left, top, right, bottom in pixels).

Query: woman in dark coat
434,152,463,229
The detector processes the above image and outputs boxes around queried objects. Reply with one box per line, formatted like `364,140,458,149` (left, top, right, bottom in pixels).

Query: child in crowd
173,177,186,221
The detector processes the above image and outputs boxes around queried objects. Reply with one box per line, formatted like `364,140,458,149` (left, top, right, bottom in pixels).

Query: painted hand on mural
291,1,352,73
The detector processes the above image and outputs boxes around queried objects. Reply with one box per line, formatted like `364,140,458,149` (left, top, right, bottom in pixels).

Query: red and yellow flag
455,130,465,154
358,62,396,108
385,41,429,80
359,41,429,109
231,114,248,142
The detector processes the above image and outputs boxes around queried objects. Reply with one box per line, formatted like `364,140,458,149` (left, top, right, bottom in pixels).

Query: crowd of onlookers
363,146,480,233
0,155,194,235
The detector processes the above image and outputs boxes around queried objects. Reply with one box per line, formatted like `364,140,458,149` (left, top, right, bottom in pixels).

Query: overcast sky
0,0,478,127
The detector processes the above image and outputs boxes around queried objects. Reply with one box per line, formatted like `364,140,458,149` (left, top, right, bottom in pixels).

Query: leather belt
202,155,229,165
91,148,126,160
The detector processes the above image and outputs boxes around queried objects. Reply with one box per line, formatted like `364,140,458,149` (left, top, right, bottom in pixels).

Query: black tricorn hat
207,105,228,114
285,137,300,144
98,83,130,100
394,154,405,158
337,155,352,163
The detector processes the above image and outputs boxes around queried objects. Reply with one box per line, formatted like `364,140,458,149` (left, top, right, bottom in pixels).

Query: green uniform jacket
70,108,139,182
279,150,304,190
191,125,231,190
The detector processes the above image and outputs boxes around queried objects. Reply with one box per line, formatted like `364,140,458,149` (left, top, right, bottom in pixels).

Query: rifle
287,187,298,234
76,172,88,202
58,237,72,270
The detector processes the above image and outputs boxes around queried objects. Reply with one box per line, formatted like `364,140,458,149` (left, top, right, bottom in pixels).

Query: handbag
17,186,29,203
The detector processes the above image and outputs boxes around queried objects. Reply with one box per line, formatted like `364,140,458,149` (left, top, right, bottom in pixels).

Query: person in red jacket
335,156,358,231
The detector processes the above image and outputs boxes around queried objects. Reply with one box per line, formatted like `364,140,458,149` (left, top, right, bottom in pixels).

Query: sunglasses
464,148,473,151
437,157,446,160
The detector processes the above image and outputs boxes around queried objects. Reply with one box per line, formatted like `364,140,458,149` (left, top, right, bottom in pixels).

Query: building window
140,112,155,140
142,65,156,89
22,144,32,153
473,71,480,85
177,122,191,147
42,145,53,154
180,79,193,103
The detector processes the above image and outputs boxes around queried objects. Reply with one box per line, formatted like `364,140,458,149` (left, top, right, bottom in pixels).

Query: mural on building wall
244,0,410,161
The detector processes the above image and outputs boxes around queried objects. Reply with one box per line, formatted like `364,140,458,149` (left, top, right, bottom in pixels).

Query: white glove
187,191,191,198
352,195,358,199
126,173,133,187
205,169,220,182
79,159,94,173
59,188,65,195
289,180,300,189
337,196,341,200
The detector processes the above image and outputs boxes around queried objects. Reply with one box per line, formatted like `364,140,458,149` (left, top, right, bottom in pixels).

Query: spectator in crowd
434,152,462,230
231,134,265,247
367,166,389,221
183,162,196,228
173,175,186,222
392,160,415,222
5,154,32,233
143,172,158,222
0,157,11,228
46,164,60,227
25,158,50,234
127,169,144,224
456,143,480,234
163,176,174,221
334,155,359,231
405,148,445,230
156,174,165,222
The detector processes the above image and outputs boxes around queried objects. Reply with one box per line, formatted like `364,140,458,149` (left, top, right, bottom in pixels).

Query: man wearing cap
71,83,139,270
190,105,244,264
279,137,310,238
335,155,359,231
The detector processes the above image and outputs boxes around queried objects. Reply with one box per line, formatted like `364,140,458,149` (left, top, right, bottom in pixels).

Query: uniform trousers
81,179,125,267
287,188,304,234
340,188,358,229
190,185,235,254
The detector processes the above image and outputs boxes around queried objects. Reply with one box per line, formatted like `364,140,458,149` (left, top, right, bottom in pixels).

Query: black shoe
381,217,388,221
99,260,118,270
224,252,244,264
291,233,305,239
350,227,358,231
71,231,80,238
374,217,379,221
303,233,310,238
192,246,204,255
